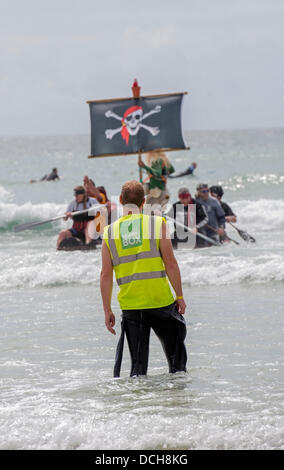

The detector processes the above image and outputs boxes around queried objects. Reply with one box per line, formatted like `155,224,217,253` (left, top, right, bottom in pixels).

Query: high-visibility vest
103,213,174,310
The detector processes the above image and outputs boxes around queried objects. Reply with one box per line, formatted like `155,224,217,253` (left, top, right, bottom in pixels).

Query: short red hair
121,180,145,207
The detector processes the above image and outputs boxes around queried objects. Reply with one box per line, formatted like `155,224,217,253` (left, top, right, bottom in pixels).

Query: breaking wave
1,243,284,290
231,199,284,232
0,200,66,232
0,185,13,203
176,249,284,286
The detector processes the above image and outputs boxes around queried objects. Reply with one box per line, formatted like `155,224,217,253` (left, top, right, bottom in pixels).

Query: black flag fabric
88,93,187,157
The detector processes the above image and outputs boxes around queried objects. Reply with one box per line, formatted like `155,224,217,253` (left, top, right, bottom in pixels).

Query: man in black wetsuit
209,185,237,223
169,187,208,249
100,180,187,377
169,162,197,178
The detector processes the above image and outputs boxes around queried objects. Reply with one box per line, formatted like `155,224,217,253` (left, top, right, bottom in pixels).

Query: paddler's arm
100,240,115,335
215,202,226,236
159,221,186,315
83,176,103,203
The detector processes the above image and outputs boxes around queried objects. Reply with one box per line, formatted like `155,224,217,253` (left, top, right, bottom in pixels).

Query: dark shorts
70,227,86,241
114,302,187,377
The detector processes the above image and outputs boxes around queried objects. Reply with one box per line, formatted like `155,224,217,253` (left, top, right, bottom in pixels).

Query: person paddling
100,180,187,377
56,186,99,249
209,185,237,223
168,187,208,249
195,183,225,245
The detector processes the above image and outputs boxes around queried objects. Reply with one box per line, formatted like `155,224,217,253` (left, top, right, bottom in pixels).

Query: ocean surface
0,128,283,450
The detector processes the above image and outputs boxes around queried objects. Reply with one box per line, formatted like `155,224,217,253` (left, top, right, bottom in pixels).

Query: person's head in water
120,180,145,213
192,162,197,169
209,185,224,200
178,187,192,205
52,168,58,174
196,183,209,200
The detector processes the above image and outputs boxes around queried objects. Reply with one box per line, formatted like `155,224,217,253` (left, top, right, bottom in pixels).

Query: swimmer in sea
168,162,197,178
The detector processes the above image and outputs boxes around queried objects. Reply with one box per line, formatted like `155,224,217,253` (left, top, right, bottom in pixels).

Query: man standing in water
100,180,187,377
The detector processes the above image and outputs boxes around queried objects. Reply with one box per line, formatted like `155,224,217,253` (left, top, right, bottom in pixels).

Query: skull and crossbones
105,105,161,144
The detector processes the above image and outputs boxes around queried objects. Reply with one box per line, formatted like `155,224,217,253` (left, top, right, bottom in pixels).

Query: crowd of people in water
37,150,237,251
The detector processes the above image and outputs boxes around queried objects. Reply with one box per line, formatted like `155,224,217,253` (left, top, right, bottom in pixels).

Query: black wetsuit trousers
114,302,187,377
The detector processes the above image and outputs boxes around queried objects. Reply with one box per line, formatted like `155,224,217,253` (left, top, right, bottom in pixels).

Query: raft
57,237,102,251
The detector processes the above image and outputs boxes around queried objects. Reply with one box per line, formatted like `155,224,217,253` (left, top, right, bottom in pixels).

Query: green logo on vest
120,219,142,249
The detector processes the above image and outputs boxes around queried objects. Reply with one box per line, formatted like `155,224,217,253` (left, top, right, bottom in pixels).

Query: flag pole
131,79,143,183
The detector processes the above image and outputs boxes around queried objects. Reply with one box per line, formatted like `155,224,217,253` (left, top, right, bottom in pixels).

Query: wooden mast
131,79,143,183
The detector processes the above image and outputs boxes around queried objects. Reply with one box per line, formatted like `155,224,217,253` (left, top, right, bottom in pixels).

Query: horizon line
0,125,283,139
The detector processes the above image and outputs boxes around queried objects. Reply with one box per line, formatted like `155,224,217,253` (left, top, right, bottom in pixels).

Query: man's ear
119,194,123,205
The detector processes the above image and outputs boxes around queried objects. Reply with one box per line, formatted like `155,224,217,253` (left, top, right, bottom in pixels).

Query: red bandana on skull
121,105,142,144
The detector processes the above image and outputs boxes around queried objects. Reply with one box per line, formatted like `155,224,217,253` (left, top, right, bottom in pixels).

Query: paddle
13,204,106,233
166,215,221,247
206,224,240,245
228,222,256,243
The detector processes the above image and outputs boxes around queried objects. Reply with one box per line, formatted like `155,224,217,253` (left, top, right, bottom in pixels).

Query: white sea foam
1,363,283,450
231,199,284,232
0,185,13,202
1,243,283,290
176,250,284,286
1,407,283,450
0,200,66,231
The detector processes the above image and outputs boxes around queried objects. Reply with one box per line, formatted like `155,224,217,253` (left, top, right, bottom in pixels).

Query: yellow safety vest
103,213,175,310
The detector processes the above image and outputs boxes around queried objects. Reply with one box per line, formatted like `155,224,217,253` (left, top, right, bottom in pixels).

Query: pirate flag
87,93,187,158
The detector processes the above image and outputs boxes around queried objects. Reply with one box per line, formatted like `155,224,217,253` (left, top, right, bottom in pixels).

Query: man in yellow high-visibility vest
100,180,187,377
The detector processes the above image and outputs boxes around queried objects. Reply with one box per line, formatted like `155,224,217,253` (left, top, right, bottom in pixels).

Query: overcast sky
0,0,283,135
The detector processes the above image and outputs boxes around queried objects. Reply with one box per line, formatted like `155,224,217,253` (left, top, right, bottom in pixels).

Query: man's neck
122,206,142,216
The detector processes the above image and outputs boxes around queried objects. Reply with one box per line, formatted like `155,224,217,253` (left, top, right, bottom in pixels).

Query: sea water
0,129,283,450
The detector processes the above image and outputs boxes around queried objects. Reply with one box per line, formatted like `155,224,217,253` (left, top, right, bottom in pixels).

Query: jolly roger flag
87,93,187,157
